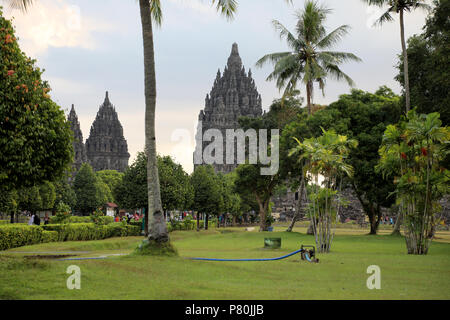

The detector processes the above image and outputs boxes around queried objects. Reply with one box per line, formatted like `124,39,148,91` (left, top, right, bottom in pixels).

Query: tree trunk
368,204,381,235
392,210,403,236
306,81,313,115
144,206,149,237
10,212,14,224
196,213,200,232
139,0,168,243
205,214,209,230
287,177,305,232
400,10,411,113
256,195,268,231
306,221,315,235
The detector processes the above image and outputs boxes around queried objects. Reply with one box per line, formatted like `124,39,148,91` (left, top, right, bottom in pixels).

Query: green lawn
1,228,449,300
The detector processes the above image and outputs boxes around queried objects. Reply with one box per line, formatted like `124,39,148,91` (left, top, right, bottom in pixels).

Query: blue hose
58,257,107,261
189,249,303,262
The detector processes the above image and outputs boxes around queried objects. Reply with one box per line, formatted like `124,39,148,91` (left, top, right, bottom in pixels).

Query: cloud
4,0,113,57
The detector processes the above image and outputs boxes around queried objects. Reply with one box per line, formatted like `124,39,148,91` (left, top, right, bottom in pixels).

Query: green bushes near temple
0,222,140,250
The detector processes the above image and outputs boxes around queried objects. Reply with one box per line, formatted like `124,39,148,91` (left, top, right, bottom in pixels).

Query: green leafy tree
235,164,279,231
362,0,431,113
159,155,194,214
39,181,56,211
114,152,148,211
283,87,402,234
256,0,361,115
96,170,124,203
291,129,357,252
377,111,449,254
0,187,18,222
53,177,77,212
18,185,41,214
396,0,450,126
191,165,222,231
0,8,73,190
73,163,104,215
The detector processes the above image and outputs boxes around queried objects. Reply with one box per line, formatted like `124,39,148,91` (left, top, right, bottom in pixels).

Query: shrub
106,222,140,237
42,222,140,242
0,224,43,250
49,215,113,225
42,223,108,241
41,230,58,243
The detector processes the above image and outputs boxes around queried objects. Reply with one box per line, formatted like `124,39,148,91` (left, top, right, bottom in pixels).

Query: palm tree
6,0,236,243
362,0,431,113
256,0,361,115
290,129,358,252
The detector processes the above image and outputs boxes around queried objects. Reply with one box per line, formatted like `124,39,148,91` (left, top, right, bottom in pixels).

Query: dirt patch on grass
24,255,76,260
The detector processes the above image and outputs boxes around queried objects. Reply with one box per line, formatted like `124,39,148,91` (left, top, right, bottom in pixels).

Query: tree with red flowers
0,8,73,190
377,111,449,255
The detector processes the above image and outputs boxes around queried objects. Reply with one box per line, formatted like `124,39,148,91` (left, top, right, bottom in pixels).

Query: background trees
396,0,449,126
73,163,105,215
191,165,223,231
363,0,431,113
282,87,402,234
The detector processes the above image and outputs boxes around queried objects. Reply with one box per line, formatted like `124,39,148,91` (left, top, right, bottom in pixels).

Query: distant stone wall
273,188,450,225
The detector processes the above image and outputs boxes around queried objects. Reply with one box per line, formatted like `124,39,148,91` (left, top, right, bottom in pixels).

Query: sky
3,0,430,173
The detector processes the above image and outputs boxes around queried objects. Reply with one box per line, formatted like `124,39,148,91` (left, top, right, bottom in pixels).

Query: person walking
44,213,50,225
28,213,34,225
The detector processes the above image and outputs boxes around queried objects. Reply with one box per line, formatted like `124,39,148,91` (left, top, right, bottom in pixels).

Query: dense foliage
377,111,449,254
0,9,73,189
396,0,449,125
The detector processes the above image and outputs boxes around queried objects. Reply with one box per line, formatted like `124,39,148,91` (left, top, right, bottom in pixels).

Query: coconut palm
256,0,361,115
362,0,431,113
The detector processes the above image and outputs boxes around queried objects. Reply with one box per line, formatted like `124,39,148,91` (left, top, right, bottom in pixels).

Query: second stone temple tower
85,92,130,172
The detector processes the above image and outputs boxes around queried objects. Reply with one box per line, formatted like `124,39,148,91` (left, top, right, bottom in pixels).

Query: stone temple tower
85,92,130,172
194,43,263,173
68,104,87,173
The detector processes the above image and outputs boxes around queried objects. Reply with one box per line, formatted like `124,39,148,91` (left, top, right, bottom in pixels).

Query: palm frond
150,0,163,26
6,0,33,12
211,0,237,20
317,25,351,49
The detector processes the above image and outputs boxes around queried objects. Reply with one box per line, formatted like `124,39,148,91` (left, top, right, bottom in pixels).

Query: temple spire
227,43,242,72
104,91,110,105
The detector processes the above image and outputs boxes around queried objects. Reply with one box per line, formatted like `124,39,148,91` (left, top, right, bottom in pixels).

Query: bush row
0,222,140,251
49,215,114,225
0,224,59,250
42,222,140,241
167,219,216,232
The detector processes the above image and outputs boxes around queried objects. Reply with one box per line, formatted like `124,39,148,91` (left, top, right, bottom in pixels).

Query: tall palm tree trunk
306,81,313,115
139,0,168,243
399,9,411,113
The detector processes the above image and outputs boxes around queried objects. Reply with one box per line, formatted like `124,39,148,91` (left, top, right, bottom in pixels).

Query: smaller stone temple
85,92,130,172
68,104,87,173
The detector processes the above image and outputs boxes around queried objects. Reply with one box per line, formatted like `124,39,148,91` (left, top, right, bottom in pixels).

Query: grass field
1,226,449,300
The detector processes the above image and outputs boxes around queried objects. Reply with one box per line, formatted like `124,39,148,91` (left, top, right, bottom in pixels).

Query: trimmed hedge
0,221,140,251
166,219,216,232
42,222,140,241
0,225,43,250
49,215,114,225
41,230,58,243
